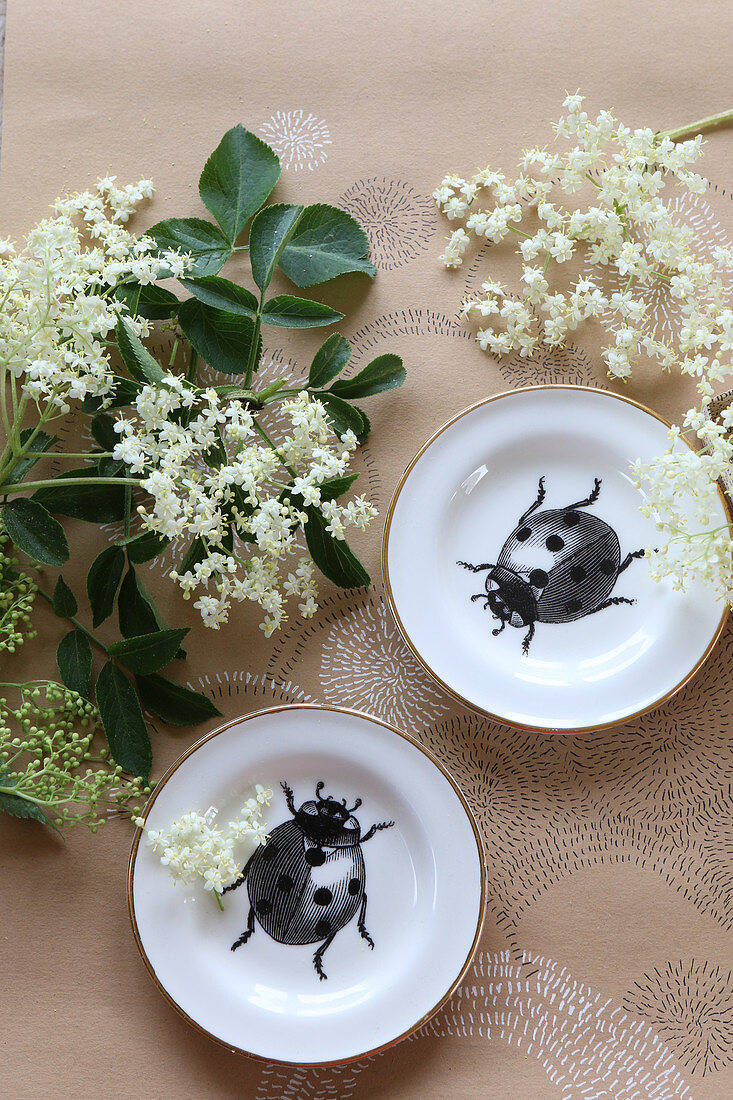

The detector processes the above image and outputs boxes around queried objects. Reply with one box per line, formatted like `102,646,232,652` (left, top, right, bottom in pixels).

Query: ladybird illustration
224,780,395,980
458,476,645,655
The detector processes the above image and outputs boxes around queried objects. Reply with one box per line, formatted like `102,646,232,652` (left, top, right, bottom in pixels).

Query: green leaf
1,499,69,566
115,282,180,320
117,567,161,639
33,468,126,523
180,276,257,317
330,353,406,399
136,674,223,726
178,298,260,376
108,628,190,675
261,295,343,329
304,506,370,588
178,536,207,575
87,545,125,628
311,391,370,442
279,204,376,287
249,203,304,291
0,789,57,830
122,529,171,564
308,333,351,388
147,217,233,277
56,630,93,698
96,662,152,780
90,412,119,452
81,376,141,414
199,124,281,243
115,316,165,386
3,430,57,486
52,575,78,618
319,472,360,501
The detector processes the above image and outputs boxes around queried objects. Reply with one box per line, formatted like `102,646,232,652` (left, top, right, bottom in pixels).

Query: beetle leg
357,892,375,950
457,560,495,573
517,475,546,526
280,779,296,815
594,596,636,612
565,477,602,510
313,931,337,981
231,905,256,952
618,548,645,575
361,820,395,843
521,621,535,654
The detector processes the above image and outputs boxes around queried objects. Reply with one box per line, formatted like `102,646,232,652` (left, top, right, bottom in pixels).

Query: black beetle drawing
458,476,645,655
224,780,395,980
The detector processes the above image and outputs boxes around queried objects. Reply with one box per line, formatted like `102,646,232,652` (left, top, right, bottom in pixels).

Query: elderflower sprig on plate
436,93,733,603
136,786,272,907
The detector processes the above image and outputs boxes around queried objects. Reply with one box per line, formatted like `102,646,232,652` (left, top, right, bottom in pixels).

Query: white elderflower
116,386,376,631
137,786,273,903
437,92,733,604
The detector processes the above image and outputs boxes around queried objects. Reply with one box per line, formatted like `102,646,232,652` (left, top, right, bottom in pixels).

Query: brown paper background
2,1,733,1096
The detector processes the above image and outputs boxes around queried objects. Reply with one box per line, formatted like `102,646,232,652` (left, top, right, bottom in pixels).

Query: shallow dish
128,705,485,1065
383,386,729,733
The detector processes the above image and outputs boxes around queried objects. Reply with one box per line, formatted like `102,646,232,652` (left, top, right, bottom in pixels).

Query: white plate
383,386,729,733
128,706,485,1065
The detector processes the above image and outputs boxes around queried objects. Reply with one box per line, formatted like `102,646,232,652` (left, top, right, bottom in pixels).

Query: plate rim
127,703,487,1066
381,384,731,734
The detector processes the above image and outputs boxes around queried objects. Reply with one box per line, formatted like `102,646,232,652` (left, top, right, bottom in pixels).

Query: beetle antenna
315,780,325,800
492,620,506,637
347,797,362,814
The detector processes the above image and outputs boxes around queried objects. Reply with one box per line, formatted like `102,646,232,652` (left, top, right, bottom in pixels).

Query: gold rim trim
127,703,487,1067
381,384,731,735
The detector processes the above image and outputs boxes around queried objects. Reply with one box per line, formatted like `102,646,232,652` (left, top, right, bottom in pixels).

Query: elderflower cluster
437,92,733,604
0,682,150,829
114,381,377,633
0,178,189,415
137,785,272,895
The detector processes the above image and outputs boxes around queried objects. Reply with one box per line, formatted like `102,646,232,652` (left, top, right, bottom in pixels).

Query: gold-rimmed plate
382,386,729,733
128,705,485,1065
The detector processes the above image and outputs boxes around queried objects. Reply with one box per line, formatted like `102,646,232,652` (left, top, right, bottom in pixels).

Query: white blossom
136,785,273,895
436,92,733,603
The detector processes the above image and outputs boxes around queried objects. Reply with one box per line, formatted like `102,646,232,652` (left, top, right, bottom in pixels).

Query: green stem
35,588,110,655
659,109,733,142
0,476,140,494
232,246,250,253
22,452,113,460
244,296,264,390
0,782,47,807
507,225,533,240
214,890,225,911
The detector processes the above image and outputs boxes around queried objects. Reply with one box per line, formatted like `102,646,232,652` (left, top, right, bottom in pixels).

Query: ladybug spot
566,598,582,614
315,918,331,938
277,873,294,893
545,534,565,552
564,511,581,527
348,877,361,896
516,526,531,542
314,887,333,906
529,568,549,588
261,844,278,863
256,898,272,916
305,847,326,866
570,565,586,583
600,559,615,576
